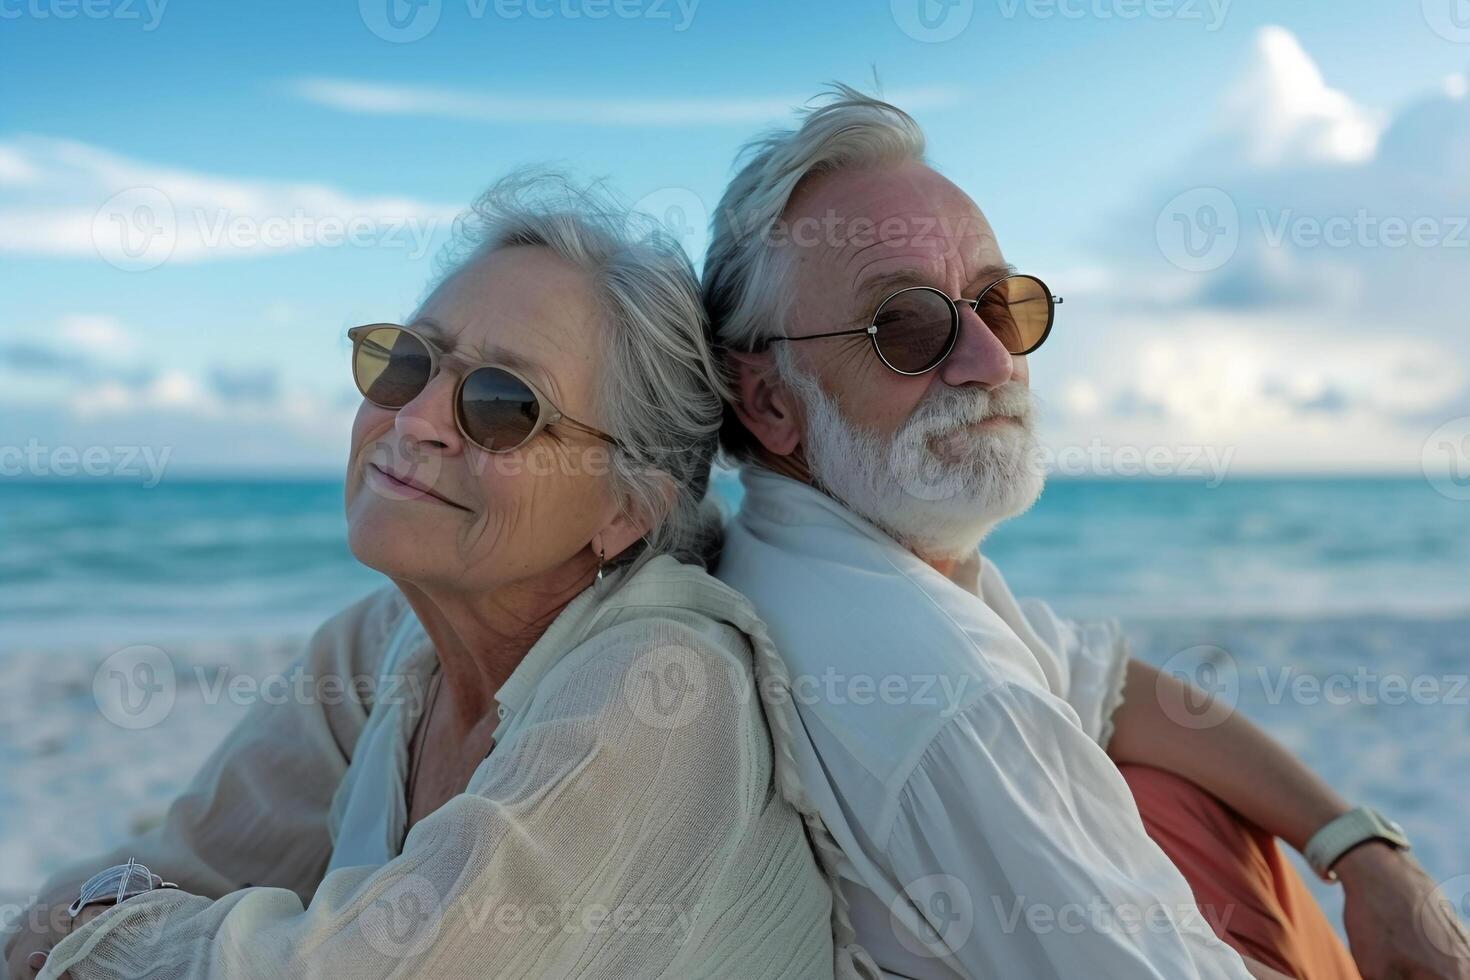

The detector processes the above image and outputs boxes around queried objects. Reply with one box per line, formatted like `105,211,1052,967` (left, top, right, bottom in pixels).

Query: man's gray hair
702,84,927,462
437,169,728,571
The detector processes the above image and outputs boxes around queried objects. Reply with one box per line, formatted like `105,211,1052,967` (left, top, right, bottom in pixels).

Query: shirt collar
737,464,988,596
738,465,907,551
492,552,755,719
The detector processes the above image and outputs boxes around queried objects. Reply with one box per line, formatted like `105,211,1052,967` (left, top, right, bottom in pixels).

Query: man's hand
1338,842,1470,980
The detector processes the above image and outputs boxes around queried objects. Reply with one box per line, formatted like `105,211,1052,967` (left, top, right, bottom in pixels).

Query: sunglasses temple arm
765,326,875,346
554,417,622,448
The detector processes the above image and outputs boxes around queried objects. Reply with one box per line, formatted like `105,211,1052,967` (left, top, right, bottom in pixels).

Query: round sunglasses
347,324,621,454
761,273,1060,375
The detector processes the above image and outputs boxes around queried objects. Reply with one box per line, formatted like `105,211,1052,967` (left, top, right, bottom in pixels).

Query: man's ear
727,349,803,456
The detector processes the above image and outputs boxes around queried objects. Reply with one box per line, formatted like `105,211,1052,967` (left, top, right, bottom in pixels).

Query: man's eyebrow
853,263,1018,311
408,317,545,378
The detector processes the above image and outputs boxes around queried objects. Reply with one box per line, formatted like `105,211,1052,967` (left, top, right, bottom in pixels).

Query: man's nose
937,302,1015,388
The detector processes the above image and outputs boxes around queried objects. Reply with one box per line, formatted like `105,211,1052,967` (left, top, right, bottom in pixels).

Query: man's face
771,159,1045,555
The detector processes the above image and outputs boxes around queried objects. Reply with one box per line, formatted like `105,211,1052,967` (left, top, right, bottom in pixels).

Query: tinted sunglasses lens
460,366,540,451
873,288,957,373
977,275,1052,354
354,326,433,408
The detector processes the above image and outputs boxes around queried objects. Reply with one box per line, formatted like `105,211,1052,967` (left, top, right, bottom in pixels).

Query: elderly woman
10,173,841,979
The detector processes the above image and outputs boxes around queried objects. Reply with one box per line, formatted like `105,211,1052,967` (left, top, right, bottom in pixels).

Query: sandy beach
4,611,1467,936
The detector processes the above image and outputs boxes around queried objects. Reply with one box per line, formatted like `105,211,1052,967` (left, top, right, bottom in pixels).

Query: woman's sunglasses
760,273,1060,375
347,323,621,454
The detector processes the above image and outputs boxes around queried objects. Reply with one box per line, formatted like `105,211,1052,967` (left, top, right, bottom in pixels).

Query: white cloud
1041,309,1467,472
0,146,36,185
5,317,355,461
1057,26,1470,472
0,136,461,264
58,314,136,358
291,78,965,126
1217,26,1384,167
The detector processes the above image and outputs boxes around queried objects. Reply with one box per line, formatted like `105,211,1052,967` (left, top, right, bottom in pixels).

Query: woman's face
345,245,626,595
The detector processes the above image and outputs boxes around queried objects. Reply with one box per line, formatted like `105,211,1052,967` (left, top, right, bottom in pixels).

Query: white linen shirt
716,465,1253,980
33,554,840,980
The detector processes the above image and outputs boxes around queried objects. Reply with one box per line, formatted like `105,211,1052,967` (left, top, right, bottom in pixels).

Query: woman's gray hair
435,169,728,572
702,84,927,462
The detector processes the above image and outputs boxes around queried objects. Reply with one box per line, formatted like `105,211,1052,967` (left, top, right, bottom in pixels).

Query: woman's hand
10,904,112,980
4,891,68,980
1338,842,1470,980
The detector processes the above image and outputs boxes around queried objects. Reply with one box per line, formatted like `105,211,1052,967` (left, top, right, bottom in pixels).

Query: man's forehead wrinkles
847,249,920,289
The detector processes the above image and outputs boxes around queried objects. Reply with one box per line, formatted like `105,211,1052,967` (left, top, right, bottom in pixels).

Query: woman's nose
393,370,463,454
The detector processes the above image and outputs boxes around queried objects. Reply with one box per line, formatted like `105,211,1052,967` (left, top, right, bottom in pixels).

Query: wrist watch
67,858,179,931
1303,806,1411,882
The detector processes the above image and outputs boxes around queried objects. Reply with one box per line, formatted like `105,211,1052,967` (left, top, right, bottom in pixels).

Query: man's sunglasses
759,273,1060,375
347,323,621,454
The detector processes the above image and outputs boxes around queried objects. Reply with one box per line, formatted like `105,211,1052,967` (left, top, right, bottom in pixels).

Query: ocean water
1,473,1467,928
3,474,1466,650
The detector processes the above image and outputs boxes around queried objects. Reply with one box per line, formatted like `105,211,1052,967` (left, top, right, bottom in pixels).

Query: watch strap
1303,807,1410,881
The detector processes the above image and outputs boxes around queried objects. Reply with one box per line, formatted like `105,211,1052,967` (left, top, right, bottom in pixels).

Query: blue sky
3,0,1469,478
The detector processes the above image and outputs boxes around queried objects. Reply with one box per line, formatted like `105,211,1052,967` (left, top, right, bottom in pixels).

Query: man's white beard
777,348,1046,560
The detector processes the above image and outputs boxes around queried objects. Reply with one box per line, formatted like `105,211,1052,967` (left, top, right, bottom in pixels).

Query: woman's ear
727,350,803,457
596,469,677,563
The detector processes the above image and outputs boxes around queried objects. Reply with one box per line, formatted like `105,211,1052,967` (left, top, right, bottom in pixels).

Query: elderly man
706,87,1470,980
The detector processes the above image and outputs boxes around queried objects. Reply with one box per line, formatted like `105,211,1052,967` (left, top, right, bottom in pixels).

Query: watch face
1370,810,1411,849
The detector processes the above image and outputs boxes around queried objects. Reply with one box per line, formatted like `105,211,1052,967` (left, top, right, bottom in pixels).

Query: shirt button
496,705,506,718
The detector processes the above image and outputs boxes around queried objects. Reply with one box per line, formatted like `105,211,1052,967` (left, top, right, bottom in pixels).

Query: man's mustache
909,384,1035,434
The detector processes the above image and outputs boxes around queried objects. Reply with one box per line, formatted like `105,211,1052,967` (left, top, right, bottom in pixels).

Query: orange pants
1121,765,1361,980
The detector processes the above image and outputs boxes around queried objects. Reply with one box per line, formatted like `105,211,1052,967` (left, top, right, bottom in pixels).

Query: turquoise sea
2,473,1467,926
3,474,1466,650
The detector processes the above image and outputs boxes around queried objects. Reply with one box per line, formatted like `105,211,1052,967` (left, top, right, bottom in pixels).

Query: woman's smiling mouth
365,462,470,510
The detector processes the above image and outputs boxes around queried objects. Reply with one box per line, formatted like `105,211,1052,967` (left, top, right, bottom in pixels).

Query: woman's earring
595,546,605,585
